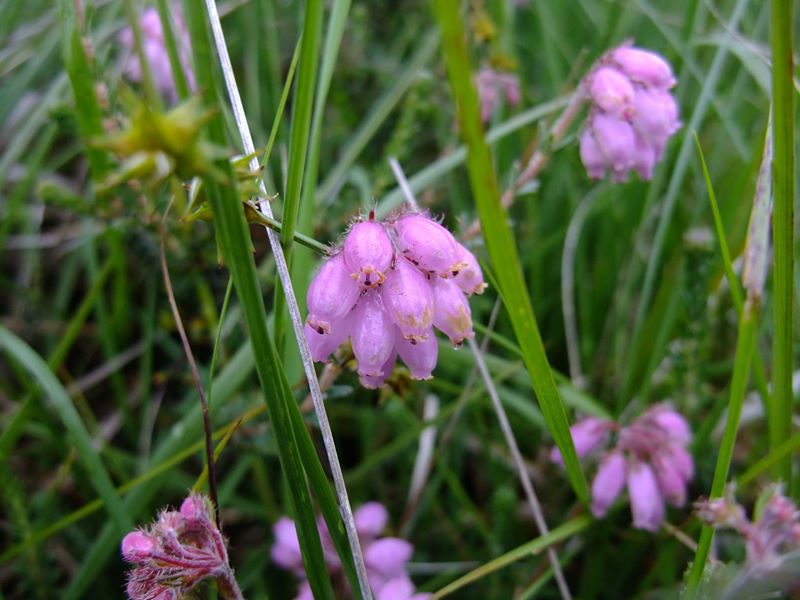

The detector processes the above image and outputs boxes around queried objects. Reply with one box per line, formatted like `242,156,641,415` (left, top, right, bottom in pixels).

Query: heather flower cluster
579,44,681,182
305,211,486,388
120,494,243,600
697,485,800,570
272,502,429,600
120,7,195,101
475,67,521,123
551,404,694,531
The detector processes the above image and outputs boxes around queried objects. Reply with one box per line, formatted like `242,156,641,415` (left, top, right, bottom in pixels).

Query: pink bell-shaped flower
431,278,474,346
344,221,394,288
651,451,687,507
611,46,676,90
628,460,664,532
550,416,612,465
453,244,487,296
589,113,637,181
591,451,627,518
351,291,396,378
305,309,352,363
396,332,438,380
359,350,397,389
589,67,635,117
382,258,435,342
354,502,389,539
394,213,464,277
121,531,155,562
306,253,362,334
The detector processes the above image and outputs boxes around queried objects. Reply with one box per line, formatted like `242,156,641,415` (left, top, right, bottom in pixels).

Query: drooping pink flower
394,213,463,278
549,416,612,465
351,291,396,378
306,252,362,335
344,220,395,289
453,243,487,296
396,333,438,381
383,258,435,342
579,43,680,182
354,502,389,539
628,460,664,532
591,451,627,518
431,278,474,346
475,67,521,123
271,516,304,575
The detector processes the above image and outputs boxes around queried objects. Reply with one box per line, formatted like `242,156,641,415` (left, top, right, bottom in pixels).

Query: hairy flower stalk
121,494,244,600
305,210,484,387
552,404,694,531
272,503,430,600
579,43,681,181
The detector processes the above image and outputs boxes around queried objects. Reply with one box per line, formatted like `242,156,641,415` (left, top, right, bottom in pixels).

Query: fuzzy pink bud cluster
119,7,196,101
697,485,800,569
272,502,430,600
579,44,681,182
475,67,521,124
120,494,242,600
551,404,694,531
305,211,486,388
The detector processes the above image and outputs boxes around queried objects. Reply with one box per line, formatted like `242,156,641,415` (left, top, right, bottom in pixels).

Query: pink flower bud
627,460,665,532
662,443,694,482
612,46,676,90
382,258,435,342
364,538,413,579
590,113,636,181
121,531,155,562
651,451,687,507
431,278,474,346
550,416,612,465
396,331,438,380
632,134,657,180
647,405,691,445
453,244,487,295
579,128,607,179
271,517,303,573
394,214,463,277
352,292,396,377
631,89,680,152
354,502,389,539
305,309,352,363
343,221,394,288
179,495,207,521
307,253,362,334
591,451,627,518
589,67,634,116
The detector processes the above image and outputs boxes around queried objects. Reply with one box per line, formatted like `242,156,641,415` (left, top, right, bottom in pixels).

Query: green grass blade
154,0,191,101
0,326,133,534
431,0,588,503
280,0,322,248
768,0,794,484
429,515,591,599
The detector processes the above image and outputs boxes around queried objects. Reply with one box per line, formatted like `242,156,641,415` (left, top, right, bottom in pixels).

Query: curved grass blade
0,326,133,534
431,0,588,503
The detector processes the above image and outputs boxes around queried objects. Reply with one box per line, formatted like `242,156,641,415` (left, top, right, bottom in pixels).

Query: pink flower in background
120,494,243,600
579,43,680,182
305,210,485,388
475,67,521,123
551,404,694,531
271,502,430,600
119,7,195,101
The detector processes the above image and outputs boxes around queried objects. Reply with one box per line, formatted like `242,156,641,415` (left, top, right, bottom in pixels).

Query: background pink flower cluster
305,211,485,388
579,44,681,182
552,404,694,531
272,502,429,600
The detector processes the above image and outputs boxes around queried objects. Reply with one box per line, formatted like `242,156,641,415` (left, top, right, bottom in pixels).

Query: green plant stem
155,0,191,101
768,0,795,484
686,295,759,590
431,0,588,503
122,0,163,110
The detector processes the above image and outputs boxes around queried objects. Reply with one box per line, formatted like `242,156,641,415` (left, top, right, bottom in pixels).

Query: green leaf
431,0,588,503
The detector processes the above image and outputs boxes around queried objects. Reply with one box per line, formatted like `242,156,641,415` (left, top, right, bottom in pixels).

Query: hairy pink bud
121,531,155,562
628,461,664,531
591,451,627,518
612,46,676,90
394,214,463,277
343,221,394,288
589,67,634,116
396,332,438,380
590,113,636,181
307,253,362,334
351,292,396,377
453,244,487,295
431,278,474,346
382,258,434,342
